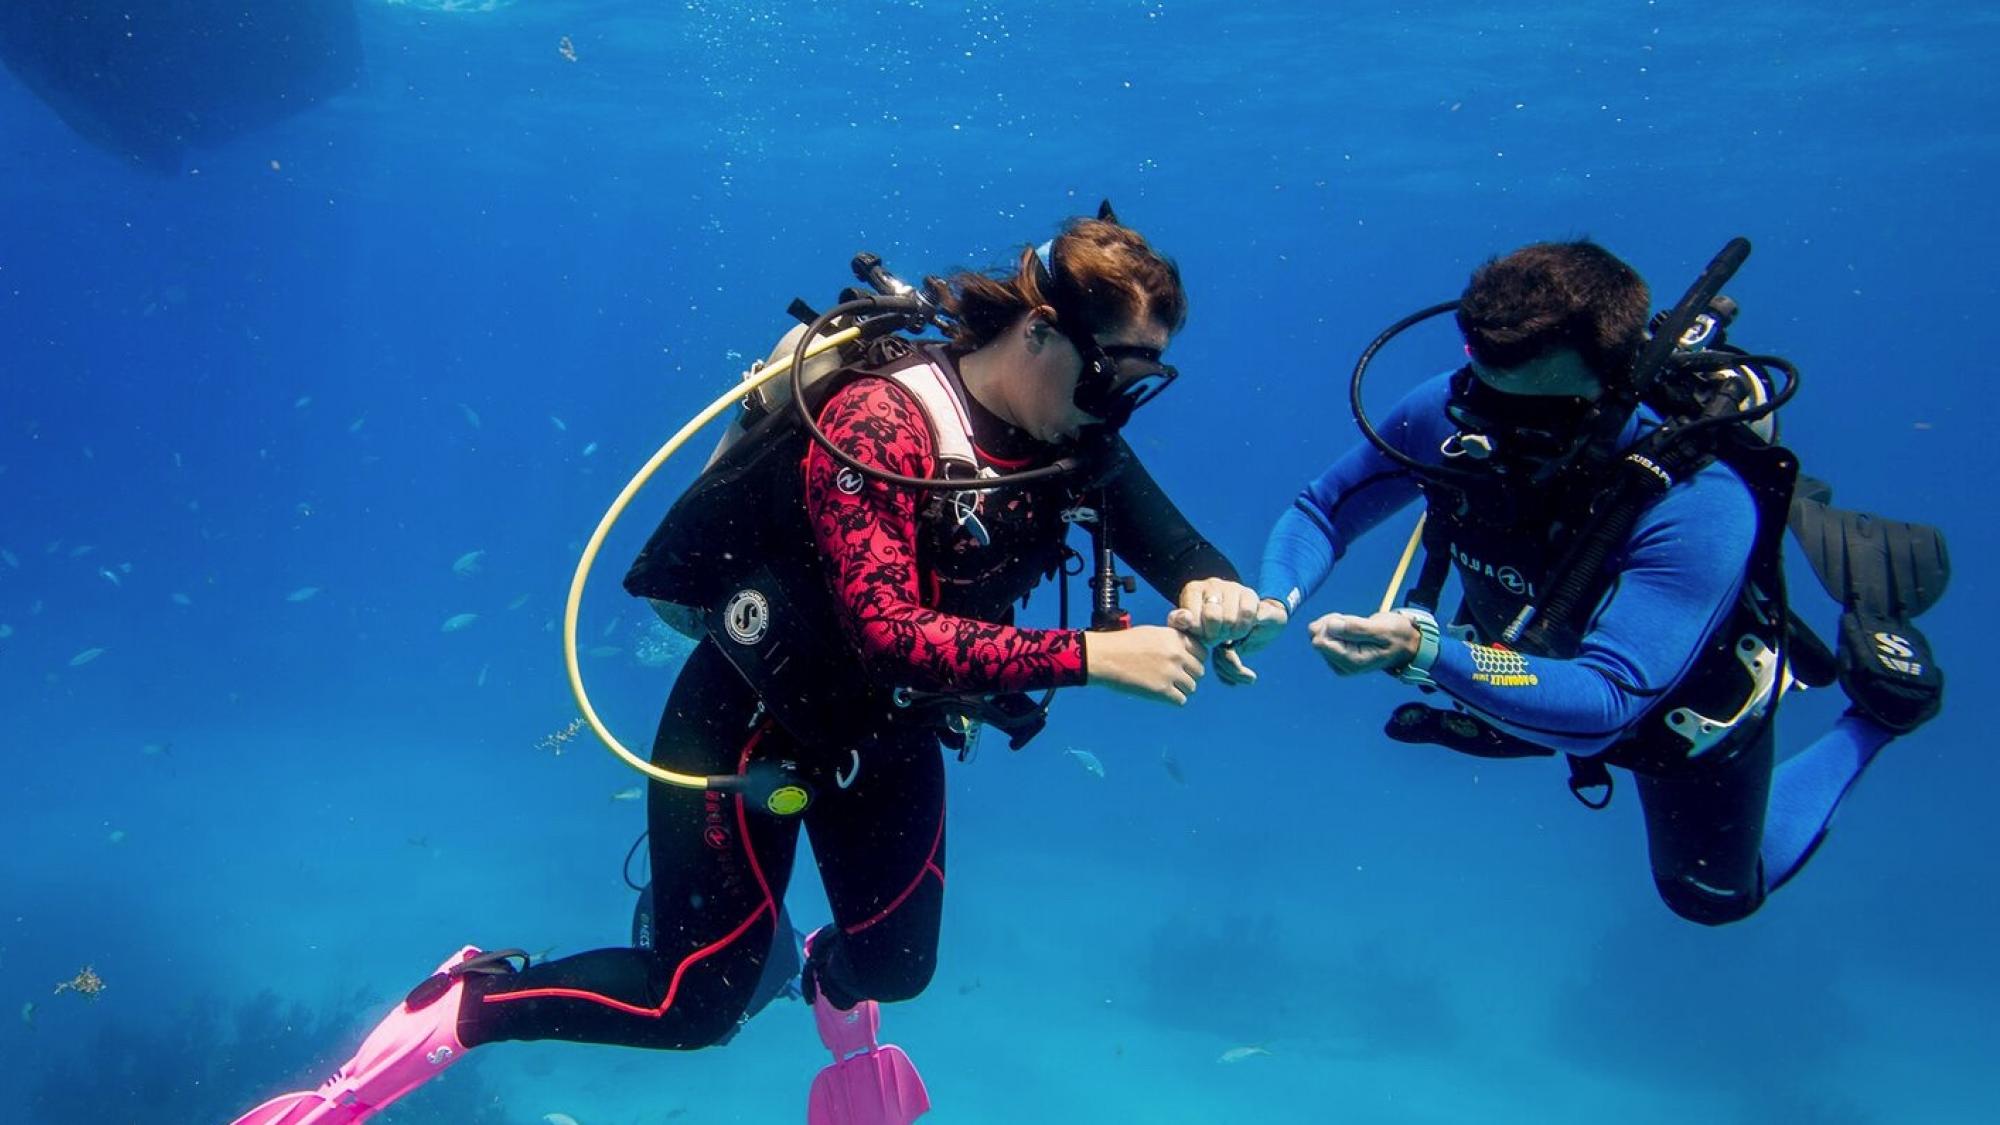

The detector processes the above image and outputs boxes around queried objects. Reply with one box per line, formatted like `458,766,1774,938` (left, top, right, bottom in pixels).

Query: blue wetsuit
1260,373,1893,924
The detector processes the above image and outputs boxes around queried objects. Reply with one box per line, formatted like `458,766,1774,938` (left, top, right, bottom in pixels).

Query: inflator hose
564,327,861,794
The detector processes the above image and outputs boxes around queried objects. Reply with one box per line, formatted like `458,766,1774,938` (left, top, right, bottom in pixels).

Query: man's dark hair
1455,240,1651,385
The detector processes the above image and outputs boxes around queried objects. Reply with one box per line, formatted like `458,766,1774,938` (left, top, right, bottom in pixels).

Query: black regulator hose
1349,300,1479,487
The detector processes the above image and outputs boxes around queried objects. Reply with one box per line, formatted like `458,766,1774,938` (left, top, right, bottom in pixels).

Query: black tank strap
1406,513,1455,614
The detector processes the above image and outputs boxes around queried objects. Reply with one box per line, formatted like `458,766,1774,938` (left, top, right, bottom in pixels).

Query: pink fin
807,1044,931,1125
801,930,929,1124
227,945,486,1125
227,1091,342,1125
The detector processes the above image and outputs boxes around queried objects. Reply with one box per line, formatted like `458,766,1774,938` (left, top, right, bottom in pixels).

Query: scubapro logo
724,589,770,645
1873,631,1924,676
835,467,865,495
1497,566,1528,595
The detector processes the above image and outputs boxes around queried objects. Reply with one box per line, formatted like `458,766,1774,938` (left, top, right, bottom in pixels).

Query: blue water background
2,1,1994,1121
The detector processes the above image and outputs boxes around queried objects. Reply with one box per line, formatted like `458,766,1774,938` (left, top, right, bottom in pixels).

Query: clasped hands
1164,580,1422,683
1106,578,1420,702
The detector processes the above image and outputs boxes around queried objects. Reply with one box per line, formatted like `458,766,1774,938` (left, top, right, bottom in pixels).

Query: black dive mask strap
1032,237,1176,430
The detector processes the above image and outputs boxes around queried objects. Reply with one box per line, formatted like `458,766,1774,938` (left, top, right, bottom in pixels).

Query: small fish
1160,748,1187,787
407,835,431,849
1064,747,1106,779
19,1001,33,1025
601,613,622,639
69,544,96,558
140,742,172,757
476,662,491,688
0,624,12,639
0,548,17,568
98,567,121,588
610,786,643,802
348,416,367,434
172,451,184,469
286,586,322,603
295,395,312,409
441,612,480,633
507,593,531,611
1218,1045,1272,1064
458,402,482,429
451,550,486,578
581,441,599,457
543,1113,581,1125
171,592,193,606
119,562,132,574
68,647,106,667
587,645,621,658
557,34,578,63
549,415,568,431
106,829,126,845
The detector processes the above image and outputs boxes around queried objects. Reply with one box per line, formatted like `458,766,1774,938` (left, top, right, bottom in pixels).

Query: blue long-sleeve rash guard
1261,372,1759,757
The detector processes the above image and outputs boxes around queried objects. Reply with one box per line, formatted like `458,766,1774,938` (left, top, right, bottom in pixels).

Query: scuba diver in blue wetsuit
1236,239,1948,925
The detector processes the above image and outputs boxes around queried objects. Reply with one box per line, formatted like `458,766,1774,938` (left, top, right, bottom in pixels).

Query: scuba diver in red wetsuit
229,208,1264,1125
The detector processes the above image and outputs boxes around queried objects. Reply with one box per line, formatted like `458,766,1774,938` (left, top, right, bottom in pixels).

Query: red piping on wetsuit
478,724,782,1019
975,443,1034,471
843,795,945,936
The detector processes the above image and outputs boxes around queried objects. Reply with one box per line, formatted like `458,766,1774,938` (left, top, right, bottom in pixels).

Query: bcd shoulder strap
877,345,980,475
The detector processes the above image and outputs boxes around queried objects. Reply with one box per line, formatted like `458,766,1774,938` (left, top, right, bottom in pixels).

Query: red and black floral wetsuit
459,347,1235,1050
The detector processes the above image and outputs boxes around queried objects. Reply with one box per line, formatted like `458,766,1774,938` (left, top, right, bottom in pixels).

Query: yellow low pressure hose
563,326,862,791
1379,514,1428,615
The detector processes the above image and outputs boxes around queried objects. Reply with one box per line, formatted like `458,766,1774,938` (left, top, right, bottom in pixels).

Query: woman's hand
1307,611,1421,675
1166,578,1260,644
1167,578,1266,686
1084,626,1208,705
1204,598,1290,685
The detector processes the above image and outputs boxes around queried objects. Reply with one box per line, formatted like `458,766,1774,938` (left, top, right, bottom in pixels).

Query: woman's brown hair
925,218,1187,349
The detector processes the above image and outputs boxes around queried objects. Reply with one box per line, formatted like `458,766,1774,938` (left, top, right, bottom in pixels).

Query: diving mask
1442,365,1601,472
1069,339,1178,429
1032,236,1178,430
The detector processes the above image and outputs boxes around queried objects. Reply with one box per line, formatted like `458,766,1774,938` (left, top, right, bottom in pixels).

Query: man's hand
1307,610,1422,676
